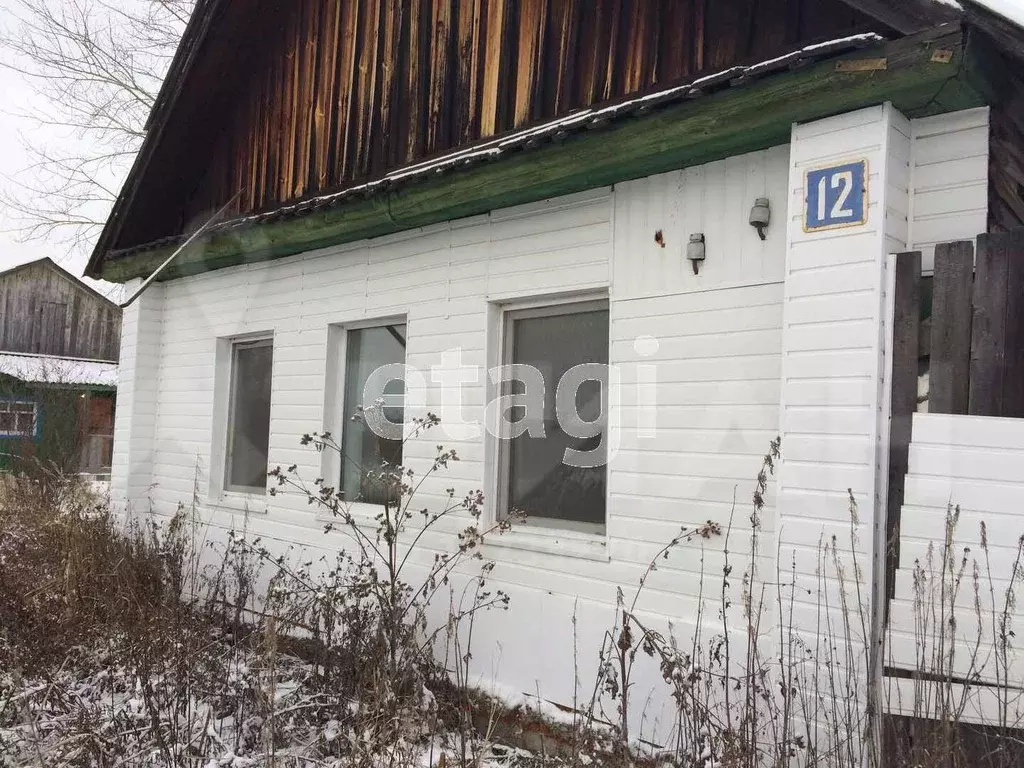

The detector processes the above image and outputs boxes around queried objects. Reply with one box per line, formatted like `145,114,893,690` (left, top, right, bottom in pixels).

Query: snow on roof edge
965,0,1024,29
0,353,119,388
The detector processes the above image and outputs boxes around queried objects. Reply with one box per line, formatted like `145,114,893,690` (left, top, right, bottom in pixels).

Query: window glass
0,401,36,437
502,305,609,532
340,324,406,505
225,339,274,492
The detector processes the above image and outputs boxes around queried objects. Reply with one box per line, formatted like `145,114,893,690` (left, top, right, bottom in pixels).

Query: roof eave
84,0,226,280
97,26,987,284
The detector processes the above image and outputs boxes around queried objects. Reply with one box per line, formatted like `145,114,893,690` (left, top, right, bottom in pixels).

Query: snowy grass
4,423,1024,767
0,418,605,767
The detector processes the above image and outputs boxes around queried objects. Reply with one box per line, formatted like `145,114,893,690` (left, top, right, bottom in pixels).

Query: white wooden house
86,0,1024,748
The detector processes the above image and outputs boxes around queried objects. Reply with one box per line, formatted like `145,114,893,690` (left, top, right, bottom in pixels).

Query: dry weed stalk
4,429,1024,767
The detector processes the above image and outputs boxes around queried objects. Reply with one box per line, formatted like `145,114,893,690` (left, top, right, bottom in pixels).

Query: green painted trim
101,29,986,283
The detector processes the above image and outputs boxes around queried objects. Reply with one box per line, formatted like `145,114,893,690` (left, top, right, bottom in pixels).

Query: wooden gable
98,0,890,261
0,260,121,361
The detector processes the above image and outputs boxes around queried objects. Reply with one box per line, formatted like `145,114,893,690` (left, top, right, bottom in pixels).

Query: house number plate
804,160,867,232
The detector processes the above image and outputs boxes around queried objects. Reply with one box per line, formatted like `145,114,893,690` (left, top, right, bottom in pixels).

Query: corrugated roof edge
101,31,885,264
0,352,118,388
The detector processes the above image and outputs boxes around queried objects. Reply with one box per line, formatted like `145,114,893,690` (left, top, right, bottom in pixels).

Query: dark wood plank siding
970,229,1024,418
989,53,1024,233
928,240,975,415
990,100,1024,232
0,262,121,362
165,0,881,235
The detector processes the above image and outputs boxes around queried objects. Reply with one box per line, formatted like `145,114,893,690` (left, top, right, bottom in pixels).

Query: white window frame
0,399,38,439
211,332,275,503
321,315,408,519
490,295,611,542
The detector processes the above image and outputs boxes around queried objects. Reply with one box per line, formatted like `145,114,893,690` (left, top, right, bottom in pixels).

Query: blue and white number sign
804,160,867,232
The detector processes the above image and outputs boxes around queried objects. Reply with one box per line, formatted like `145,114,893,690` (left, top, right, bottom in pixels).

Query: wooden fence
885,228,1024,600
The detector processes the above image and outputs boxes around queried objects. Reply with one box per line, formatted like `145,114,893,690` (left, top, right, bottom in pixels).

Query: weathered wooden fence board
1008,239,1024,418
970,228,1024,417
970,231,1011,415
886,229,1024,619
928,240,974,415
885,251,921,602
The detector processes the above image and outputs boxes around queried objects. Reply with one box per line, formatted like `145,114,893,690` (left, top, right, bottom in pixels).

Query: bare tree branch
0,0,192,255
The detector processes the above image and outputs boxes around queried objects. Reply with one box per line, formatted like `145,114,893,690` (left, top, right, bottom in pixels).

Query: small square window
0,400,36,438
498,301,609,533
339,323,407,505
224,338,274,493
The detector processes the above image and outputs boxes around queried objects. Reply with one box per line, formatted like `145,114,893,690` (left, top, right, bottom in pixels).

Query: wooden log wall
182,0,881,224
0,262,121,362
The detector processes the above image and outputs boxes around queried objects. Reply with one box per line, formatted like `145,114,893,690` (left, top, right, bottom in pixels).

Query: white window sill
208,492,269,515
485,525,609,563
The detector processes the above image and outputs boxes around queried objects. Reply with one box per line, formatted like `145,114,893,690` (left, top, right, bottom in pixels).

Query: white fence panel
888,412,1024,692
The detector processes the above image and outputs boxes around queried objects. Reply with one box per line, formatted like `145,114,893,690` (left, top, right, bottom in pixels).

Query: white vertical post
777,102,909,762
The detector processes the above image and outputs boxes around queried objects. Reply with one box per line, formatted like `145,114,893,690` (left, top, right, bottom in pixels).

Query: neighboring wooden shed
0,258,121,478
0,258,121,362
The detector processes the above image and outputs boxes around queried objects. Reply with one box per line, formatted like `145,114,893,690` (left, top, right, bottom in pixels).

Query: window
224,337,274,493
339,323,407,505
498,301,609,533
0,400,36,438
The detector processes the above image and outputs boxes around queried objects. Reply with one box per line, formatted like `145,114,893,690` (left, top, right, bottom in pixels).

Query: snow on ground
0,642,546,767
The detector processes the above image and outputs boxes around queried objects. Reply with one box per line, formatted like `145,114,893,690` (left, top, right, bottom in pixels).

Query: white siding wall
124,147,790,727
111,104,994,730
612,147,790,298
775,100,910,762
889,413,1024,687
779,104,902,605
908,107,990,272
110,278,164,509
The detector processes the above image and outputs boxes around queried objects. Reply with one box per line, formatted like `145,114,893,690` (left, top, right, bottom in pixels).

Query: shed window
498,301,609,533
339,323,406,505
0,400,36,438
225,338,274,493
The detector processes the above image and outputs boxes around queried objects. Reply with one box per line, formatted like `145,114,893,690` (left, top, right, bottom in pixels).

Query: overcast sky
0,0,58,271
0,0,140,298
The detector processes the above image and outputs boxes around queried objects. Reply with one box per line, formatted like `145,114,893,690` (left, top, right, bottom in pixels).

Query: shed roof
0,353,118,389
